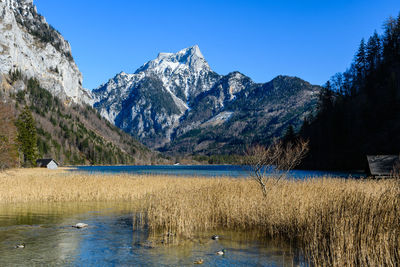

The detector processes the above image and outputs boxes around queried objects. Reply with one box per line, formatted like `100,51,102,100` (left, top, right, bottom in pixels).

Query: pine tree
318,81,334,116
330,72,344,94
382,16,398,61
355,39,367,82
366,31,381,73
16,105,38,167
283,124,296,145
299,115,313,138
342,67,355,96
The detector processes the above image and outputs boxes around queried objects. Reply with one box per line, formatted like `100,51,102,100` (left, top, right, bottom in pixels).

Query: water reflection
0,202,306,266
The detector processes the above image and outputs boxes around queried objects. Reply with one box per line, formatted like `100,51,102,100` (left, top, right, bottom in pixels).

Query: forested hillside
162,75,319,158
0,72,166,167
299,14,400,170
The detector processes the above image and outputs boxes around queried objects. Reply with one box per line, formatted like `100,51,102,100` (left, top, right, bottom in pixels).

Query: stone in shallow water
73,223,88,229
194,259,204,264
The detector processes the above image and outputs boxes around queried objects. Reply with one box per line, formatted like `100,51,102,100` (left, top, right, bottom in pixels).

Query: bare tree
242,139,309,197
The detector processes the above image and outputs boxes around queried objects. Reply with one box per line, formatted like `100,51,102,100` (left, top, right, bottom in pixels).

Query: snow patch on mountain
201,112,234,127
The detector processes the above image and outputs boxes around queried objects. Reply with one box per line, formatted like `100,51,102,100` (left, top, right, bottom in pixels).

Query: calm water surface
71,165,363,178
0,203,306,266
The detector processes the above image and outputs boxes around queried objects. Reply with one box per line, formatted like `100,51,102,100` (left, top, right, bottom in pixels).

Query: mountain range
92,46,321,156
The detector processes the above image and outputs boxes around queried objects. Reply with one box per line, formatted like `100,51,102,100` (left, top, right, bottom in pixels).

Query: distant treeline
297,13,400,170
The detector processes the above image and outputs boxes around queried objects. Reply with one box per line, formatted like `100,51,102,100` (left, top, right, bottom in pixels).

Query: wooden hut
36,159,59,170
366,155,399,177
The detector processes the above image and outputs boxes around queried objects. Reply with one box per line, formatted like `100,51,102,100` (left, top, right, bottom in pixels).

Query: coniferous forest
299,14,400,170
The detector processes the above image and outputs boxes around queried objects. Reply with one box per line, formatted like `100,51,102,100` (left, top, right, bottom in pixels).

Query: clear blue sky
34,0,399,89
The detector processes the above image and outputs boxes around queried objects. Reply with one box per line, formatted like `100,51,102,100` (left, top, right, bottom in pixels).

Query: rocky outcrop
0,0,91,103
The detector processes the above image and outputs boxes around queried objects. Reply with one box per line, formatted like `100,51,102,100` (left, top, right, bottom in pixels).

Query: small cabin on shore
366,155,399,177
36,159,59,170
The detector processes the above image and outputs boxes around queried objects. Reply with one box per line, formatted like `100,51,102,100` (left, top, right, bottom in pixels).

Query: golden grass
140,177,399,266
0,168,399,266
0,168,169,203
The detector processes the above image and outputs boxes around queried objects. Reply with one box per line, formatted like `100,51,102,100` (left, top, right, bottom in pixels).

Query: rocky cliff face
0,0,90,103
93,45,321,152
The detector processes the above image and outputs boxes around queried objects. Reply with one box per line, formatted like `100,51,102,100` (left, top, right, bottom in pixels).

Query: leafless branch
242,139,309,197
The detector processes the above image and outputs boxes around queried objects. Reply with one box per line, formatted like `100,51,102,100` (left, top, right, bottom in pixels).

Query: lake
71,165,364,178
0,202,306,266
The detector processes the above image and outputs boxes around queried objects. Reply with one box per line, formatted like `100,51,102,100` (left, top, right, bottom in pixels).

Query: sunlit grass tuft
0,168,170,202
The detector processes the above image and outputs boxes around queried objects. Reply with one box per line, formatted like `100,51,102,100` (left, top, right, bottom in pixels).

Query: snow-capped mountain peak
175,44,206,65
136,45,210,75
155,45,204,64
178,44,203,57
92,45,222,147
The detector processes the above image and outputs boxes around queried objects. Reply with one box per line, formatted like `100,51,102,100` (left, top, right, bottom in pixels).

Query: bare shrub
242,139,309,196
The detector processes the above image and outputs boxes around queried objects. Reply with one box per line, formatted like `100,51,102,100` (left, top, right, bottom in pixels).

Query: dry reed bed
0,168,229,203
0,169,398,266
0,168,175,203
140,177,400,266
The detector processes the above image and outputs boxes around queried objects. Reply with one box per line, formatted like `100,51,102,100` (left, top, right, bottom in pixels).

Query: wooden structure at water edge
36,159,59,170
366,155,399,178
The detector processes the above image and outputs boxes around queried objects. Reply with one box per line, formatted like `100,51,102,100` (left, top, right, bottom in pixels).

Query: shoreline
61,164,368,174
